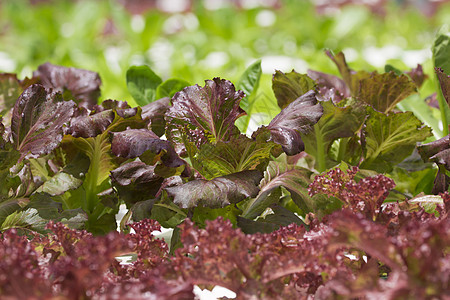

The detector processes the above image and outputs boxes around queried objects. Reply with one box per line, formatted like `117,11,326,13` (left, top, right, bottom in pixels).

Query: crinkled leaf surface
436,68,450,106
11,84,75,160
272,70,316,109
110,128,185,170
126,65,162,106
255,90,323,156
307,69,350,102
165,78,245,155
34,62,101,109
110,161,164,205
357,72,417,113
242,161,313,219
193,134,279,180
361,107,432,173
301,100,366,170
166,170,263,209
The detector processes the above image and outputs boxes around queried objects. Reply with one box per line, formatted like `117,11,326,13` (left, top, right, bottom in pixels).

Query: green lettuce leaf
272,70,316,109
361,107,433,172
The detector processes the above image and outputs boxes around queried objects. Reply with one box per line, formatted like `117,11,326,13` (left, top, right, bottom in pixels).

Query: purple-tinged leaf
92,99,137,118
66,107,115,138
34,62,101,109
418,134,450,171
255,90,323,156
66,103,144,138
166,170,262,208
165,78,245,155
436,67,450,106
141,97,171,137
110,161,163,204
406,64,428,88
11,84,75,161
110,128,185,170
358,72,417,113
307,69,350,102
272,70,316,109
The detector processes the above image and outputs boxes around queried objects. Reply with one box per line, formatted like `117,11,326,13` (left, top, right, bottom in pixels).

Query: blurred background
0,0,449,108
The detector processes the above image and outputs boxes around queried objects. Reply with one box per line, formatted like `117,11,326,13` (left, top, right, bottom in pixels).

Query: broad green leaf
236,216,278,234
166,170,263,209
192,204,242,228
11,84,75,161
433,24,450,74
357,72,417,113
326,50,372,96
263,203,306,227
193,134,279,180
237,59,262,106
0,74,22,117
36,172,83,196
272,70,316,109
165,78,245,157
156,78,190,99
235,60,262,134
149,195,187,228
126,65,162,106
242,161,312,219
0,199,21,229
361,107,433,173
301,100,366,171
397,94,443,139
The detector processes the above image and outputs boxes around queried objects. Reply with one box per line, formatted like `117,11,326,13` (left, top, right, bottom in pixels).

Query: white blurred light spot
255,9,276,27
163,13,199,34
261,55,308,74
61,22,75,37
203,0,227,10
193,285,237,299
157,0,190,13
131,15,145,33
362,45,430,68
201,51,229,69
147,39,174,77
0,52,16,72
342,48,359,62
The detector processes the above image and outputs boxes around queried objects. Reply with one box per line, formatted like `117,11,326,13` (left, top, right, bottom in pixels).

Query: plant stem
315,124,326,173
436,75,449,136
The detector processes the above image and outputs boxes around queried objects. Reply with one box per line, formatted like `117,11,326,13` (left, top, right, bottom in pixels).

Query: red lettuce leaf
165,170,263,209
254,90,323,155
34,62,101,109
11,84,75,161
436,67,450,106
165,78,245,155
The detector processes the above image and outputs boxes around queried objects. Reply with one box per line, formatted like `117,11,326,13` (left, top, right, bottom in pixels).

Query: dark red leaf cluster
309,166,396,219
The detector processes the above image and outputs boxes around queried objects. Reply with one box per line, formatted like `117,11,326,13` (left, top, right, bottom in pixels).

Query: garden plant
0,0,450,299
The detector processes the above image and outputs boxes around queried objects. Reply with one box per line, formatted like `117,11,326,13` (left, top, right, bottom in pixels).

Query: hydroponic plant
0,17,449,300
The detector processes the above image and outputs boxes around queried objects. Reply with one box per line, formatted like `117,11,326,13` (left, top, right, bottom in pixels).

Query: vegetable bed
1,1,450,299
